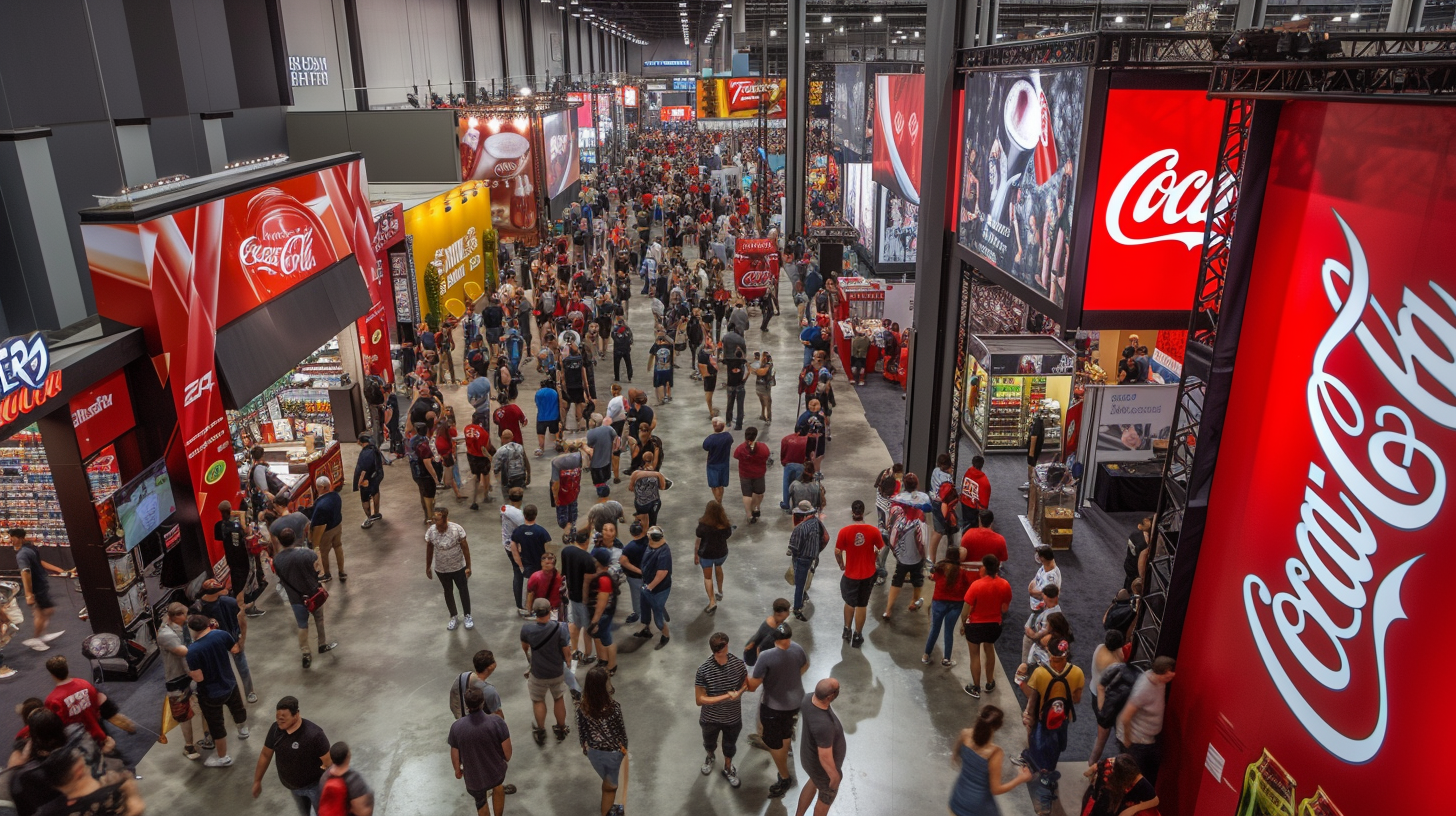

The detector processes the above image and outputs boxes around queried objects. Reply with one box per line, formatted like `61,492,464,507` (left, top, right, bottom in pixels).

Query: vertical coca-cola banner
1163,101,1456,816
733,238,779,300
956,68,1088,310
871,73,924,204
1082,90,1224,316
82,160,380,566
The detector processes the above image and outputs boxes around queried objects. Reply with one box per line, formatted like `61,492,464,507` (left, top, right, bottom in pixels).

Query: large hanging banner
458,115,539,246
696,78,787,120
733,238,779,300
404,183,493,324
82,160,380,565
871,73,924,204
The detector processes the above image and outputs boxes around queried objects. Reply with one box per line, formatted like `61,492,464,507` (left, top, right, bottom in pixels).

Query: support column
520,0,536,84
458,0,477,101
903,0,964,479
785,0,807,236
0,128,88,333
342,0,369,109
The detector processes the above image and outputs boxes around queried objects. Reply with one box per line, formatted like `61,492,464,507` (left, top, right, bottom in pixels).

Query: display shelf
0,426,69,548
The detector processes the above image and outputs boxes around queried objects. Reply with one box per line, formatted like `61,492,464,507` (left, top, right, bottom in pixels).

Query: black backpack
363,375,385,406
1036,664,1078,730
1095,663,1142,729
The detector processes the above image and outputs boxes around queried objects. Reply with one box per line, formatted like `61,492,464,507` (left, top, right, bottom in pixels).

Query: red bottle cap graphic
238,188,337,300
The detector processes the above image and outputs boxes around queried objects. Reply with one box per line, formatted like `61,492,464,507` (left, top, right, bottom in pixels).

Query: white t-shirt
605,395,629,425
1031,565,1063,611
500,504,526,551
425,521,469,573
1122,673,1167,745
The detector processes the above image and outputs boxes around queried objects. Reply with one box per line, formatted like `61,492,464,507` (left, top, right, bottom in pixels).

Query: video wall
841,162,876,260
832,64,868,161
541,110,581,215
871,73,924,206
458,115,538,245
695,78,787,120
956,67,1088,310
878,187,918,265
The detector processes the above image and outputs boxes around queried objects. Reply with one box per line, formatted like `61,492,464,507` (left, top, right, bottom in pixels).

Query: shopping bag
158,695,176,744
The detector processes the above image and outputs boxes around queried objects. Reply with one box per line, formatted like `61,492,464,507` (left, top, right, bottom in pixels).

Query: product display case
961,335,1077,452
0,424,70,552
229,339,342,449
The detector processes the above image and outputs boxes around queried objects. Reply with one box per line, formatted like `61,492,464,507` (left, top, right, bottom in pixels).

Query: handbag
280,570,329,612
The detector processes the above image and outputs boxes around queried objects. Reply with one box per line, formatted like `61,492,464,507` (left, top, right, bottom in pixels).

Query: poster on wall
458,115,539,246
660,106,694,122
568,92,593,128
956,67,1088,310
1083,89,1224,321
404,184,491,326
832,64,867,161
841,162,875,258
878,187,918,265
81,159,381,565
1161,101,1456,816
1089,385,1175,461
541,111,580,202
695,78,787,120
872,73,924,204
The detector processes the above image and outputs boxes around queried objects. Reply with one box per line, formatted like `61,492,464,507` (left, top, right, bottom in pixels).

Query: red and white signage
1164,101,1456,816
1082,89,1224,314
871,74,924,205
70,370,136,460
733,238,779,300
660,106,694,122
616,86,638,108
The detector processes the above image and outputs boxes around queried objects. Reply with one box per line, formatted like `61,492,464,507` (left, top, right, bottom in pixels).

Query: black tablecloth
1093,463,1161,512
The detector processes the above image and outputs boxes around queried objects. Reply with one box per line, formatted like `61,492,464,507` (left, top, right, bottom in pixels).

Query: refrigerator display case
960,334,1077,453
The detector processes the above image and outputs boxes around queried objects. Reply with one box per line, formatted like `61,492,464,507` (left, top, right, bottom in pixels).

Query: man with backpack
493,430,531,493
352,436,385,529
406,423,439,524
585,549,622,674
1021,638,1083,815
317,741,375,816
520,598,572,745
611,316,634,382
363,375,388,450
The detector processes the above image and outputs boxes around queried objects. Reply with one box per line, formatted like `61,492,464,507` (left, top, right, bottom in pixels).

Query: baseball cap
794,500,814,515
201,579,226,594
596,485,611,497
647,526,665,541
531,598,553,616
591,548,612,566
773,624,792,641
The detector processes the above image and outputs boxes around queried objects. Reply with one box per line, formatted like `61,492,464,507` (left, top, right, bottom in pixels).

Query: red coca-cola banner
70,370,136,461
81,160,381,566
733,238,779,300
871,73,924,205
660,106,694,122
1163,101,1456,816
1083,90,1225,316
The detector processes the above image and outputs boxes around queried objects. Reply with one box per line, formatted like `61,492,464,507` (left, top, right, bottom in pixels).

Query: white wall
467,0,505,89
500,0,526,78
356,0,464,107
279,0,357,111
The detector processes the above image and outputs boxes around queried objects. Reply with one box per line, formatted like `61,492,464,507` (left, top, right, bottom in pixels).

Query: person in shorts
962,554,1013,699
520,598,572,744
799,678,847,814
833,502,884,648
449,687,512,816
158,602,206,759
745,624,807,799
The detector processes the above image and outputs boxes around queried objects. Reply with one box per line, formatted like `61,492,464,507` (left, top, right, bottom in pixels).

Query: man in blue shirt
509,506,553,577
308,477,346,583
702,419,734,504
799,322,821,369
197,579,256,704
186,613,248,767
534,383,563,456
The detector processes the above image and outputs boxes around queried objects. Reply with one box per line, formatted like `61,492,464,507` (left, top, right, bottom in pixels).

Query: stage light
822,15,831,23
873,15,882,23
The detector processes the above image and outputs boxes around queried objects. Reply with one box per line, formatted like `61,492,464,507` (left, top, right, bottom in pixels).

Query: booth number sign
289,56,329,87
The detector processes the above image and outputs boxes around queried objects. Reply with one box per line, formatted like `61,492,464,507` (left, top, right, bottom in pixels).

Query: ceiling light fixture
769,29,776,36
822,15,831,23
1351,12,1361,19
1164,21,1172,28
873,14,882,22
1114,15,1124,22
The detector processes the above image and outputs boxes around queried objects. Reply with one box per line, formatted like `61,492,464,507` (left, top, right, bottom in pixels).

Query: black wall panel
148,115,211,179
47,122,128,314
222,106,287,162
225,0,286,109
0,1,109,127
86,0,146,121
126,0,190,118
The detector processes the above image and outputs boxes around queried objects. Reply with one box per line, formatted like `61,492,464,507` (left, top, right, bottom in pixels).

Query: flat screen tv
114,459,176,551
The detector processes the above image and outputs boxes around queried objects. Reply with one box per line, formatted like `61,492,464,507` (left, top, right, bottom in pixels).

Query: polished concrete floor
135,276,1089,815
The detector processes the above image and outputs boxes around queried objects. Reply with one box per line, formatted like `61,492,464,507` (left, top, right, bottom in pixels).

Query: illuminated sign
0,334,51,401
644,60,691,67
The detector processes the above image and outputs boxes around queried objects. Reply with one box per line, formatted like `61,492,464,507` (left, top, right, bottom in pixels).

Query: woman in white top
425,508,473,631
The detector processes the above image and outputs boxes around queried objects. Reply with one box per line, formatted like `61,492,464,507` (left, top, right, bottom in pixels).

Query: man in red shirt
463,419,495,511
44,655,131,749
733,427,772,522
834,501,884,648
960,510,1008,565
525,552,563,613
779,432,809,512
959,455,992,532
961,555,1014,699
493,399,527,451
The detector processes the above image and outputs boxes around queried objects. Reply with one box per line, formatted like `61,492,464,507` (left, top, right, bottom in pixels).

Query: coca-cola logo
1104,149,1214,250
240,223,321,279
739,270,774,288
1243,211,1435,763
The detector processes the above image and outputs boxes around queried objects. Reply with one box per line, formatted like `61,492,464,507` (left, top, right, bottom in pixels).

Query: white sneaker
447,616,459,631
203,755,233,767
464,615,475,630
39,631,64,643
23,639,48,652
237,725,250,739
0,667,17,679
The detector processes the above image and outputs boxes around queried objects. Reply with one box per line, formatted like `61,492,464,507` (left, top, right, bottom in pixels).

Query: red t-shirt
46,679,105,741
527,569,563,608
780,434,808,466
960,467,991,509
960,528,1009,565
733,441,771,479
835,523,884,580
963,576,1013,624
737,199,751,217
464,424,490,458
932,566,974,602
493,403,527,446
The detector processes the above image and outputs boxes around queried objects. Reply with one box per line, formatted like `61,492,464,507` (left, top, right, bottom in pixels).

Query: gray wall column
904,0,964,479
785,0,806,236
114,124,158,188
0,130,88,333
201,116,228,172
1233,0,1268,29
1387,0,1424,30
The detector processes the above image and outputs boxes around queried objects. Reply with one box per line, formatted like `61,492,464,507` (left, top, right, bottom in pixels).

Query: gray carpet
856,376,907,462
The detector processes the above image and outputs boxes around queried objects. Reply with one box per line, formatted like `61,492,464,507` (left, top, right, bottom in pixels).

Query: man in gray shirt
799,678,847,815
519,598,572,745
158,602,208,759
746,624,808,798
583,413,618,488
1117,655,1175,783
720,328,747,363
268,496,311,553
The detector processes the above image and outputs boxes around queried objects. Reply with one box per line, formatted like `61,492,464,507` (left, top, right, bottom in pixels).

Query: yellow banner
404,182,492,324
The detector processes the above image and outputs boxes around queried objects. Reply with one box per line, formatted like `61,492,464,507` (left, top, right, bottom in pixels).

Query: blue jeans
232,649,255,695
641,584,670,630
506,549,526,611
1025,721,1069,816
289,780,321,815
625,575,643,620
792,558,814,610
781,463,804,509
923,600,963,658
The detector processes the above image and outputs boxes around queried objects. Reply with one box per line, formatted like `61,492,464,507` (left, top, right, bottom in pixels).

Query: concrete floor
134,275,1088,815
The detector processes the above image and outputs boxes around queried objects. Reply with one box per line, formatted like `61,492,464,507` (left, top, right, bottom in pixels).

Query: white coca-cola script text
1104,149,1212,250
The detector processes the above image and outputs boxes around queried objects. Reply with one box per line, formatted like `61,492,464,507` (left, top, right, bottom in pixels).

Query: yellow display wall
405,181,492,325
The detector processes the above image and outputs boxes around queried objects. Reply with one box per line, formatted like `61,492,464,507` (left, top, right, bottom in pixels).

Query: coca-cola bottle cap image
237,187,338,301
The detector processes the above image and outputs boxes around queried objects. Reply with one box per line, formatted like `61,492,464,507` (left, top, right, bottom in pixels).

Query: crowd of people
1,122,1170,816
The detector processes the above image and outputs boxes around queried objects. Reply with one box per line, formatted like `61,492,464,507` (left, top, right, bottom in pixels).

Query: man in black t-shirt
723,356,748,431
1123,516,1153,591
409,388,441,429
558,532,599,662
561,345,587,430
213,501,255,613
254,696,331,811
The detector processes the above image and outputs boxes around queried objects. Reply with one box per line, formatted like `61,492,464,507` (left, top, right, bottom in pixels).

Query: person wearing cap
586,549,620,674
788,501,830,622
795,397,828,472
883,474,931,620
520,598,572,745
745,623,808,799
214,501,256,615
634,526,673,646
619,521,648,625
1023,637,1085,812
158,601,209,759
198,578,257,704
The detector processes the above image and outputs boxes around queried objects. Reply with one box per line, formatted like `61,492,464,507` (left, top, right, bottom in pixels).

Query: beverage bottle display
461,118,482,179
511,173,536,229
1296,789,1344,816
1236,751,1297,816
1031,70,1059,186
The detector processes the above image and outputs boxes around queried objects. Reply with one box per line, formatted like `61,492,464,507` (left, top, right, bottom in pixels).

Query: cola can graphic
237,188,338,300
1031,71,1059,186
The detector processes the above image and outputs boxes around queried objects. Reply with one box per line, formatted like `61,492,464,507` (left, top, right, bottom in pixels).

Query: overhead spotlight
822,15,831,23
837,26,843,33
1351,12,1361,19
1291,13,1302,20
995,33,1004,39
519,86,532,96
913,31,919,37
769,29,777,36
873,14,882,22
1164,21,1172,28
1332,15,1343,21
1114,15,1124,22
896,30,903,34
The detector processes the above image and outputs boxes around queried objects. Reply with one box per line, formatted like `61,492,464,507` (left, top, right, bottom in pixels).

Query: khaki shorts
527,673,567,702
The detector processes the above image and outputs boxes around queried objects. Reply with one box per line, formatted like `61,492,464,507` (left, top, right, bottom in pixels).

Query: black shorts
611,420,627,439
702,376,717,392
30,589,54,611
359,483,379,501
840,574,876,607
415,477,438,499
467,454,490,476
566,389,586,405
850,356,867,370
537,419,560,435
591,465,612,485
890,560,924,588
759,705,799,750
963,622,1003,644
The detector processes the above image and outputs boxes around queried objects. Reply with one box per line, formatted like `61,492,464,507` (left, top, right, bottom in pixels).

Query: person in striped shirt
694,631,748,788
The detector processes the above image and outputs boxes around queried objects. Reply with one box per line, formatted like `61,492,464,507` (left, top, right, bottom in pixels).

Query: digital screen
114,459,176,551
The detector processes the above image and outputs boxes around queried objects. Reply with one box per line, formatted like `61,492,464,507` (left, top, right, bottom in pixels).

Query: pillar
785,0,807,236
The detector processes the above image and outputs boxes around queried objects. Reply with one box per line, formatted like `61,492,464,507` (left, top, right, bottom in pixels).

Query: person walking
963,555,1014,700
252,696,330,814
796,678,847,816
745,624,808,799
693,501,733,614
619,521,647,626
584,413,617,490
695,632,748,788
779,432,808,512
788,502,829,622
733,426,771,523
158,602,208,760
274,528,337,669
1022,638,1084,815
723,354,749,431
309,477,346,583
521,598,572,745
1115,656,1175,783
550,440,586,533
463,416,495,511
949,705,1033,816
534,382,564,456
881,484,928,620
450,649,506,720
492,430,531,493
698,335,719,418
833,501,882,649
1088,630,1126,766
635,526,673,646
559,530,598,664
752,352,775,422
611,316,634,382
1080,754,1160,816
214,500,257,614
585,550,621,674
702,419,734,504
185,614,249,767
317,742,376,816
627,451,667,528
449,687,513,816
11,529,65,651
196,579,257,703
787,462,825,514
425,508,474,631
576,666,629,816
924,548,973,668
352,436,386,528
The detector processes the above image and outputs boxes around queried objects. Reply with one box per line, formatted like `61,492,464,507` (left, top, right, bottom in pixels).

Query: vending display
1238,751,1298,816
229,339,341,451
960,335,1075,452
0,425,68,547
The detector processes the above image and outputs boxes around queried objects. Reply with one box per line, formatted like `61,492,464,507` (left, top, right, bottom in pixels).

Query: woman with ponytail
950,705,1033,815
